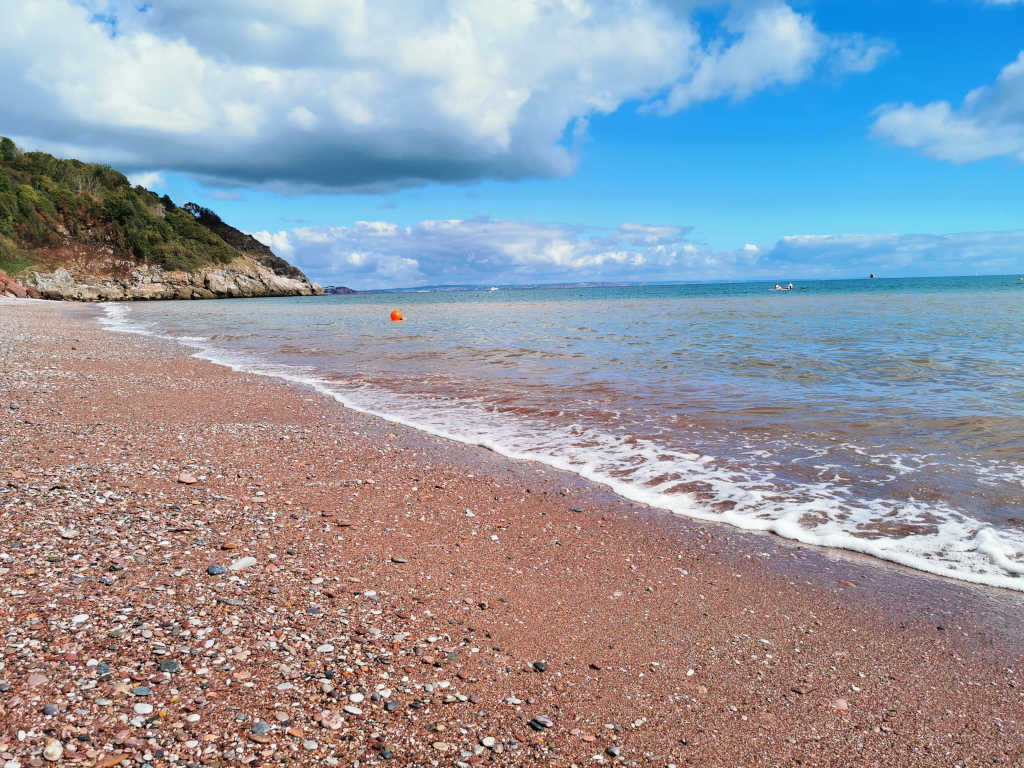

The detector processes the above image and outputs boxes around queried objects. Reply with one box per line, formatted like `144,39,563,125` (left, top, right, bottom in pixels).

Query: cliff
0,137,321,300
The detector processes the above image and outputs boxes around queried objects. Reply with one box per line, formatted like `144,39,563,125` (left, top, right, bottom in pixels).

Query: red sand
1,298,1021,767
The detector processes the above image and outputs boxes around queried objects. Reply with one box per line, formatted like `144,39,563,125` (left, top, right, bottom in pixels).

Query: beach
1,297,1022,767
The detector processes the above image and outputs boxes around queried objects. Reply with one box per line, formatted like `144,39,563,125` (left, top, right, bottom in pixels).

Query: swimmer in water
786,282,794,290
774,282,783,290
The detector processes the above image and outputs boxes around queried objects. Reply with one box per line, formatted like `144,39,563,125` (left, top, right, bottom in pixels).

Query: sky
4,0,1024,288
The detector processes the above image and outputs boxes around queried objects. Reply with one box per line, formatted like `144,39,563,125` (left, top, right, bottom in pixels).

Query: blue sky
5,0,1024,287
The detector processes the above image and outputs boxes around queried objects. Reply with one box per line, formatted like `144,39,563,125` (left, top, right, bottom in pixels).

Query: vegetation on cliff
0,137,281,277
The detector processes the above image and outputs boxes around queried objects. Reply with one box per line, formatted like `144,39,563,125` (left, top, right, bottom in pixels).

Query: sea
100,275,1024,591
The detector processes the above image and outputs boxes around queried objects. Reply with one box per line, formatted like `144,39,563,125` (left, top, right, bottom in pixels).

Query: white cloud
126,170,164,189
871,50,1024,163
2,0,887,191
281,218,703,287
251,229,295,257
275,217,1024,288
829,34,896,75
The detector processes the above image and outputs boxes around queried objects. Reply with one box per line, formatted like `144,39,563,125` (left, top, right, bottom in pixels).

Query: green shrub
0,136,254,273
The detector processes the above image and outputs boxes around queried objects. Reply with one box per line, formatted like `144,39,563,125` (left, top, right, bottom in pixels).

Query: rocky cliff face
17,256,321,301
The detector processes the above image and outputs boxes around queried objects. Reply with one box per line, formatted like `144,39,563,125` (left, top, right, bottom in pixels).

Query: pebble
343,705,363,715
302,740,318,751
385,700,400,712
42,741,62,763
349,692,365,704
134,703,154,715
251,721,271,735
320,712,345,729
229,556,258,571
390,556,408,563
206,565,227,575
176,471,198,484
316,644,334,653
481,736,497,748
606,746,621,758
532,660,548,673
158,660,181,673
132,686,152,696
529,715,554,730
42,704,58,716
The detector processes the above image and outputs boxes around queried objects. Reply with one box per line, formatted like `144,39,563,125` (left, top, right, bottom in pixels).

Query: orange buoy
390,309,404,322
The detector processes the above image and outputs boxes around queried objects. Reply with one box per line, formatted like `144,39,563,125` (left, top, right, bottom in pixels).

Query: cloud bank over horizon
252,219,1024,289
4,0,887,192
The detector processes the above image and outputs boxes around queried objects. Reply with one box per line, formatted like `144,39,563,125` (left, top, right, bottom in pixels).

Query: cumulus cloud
871,50,1024,162
254,218,725,288
126,170,164,189
256,218,1024,288
650,5,891,113
3,1,887,191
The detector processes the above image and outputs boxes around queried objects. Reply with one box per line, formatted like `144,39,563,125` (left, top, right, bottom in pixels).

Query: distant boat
489,286,499,291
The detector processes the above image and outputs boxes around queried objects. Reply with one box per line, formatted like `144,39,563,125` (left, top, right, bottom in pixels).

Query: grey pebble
132,686,152,696
42,704,59,716
251,721,271,735
159,660,181,673
206,565,227,575
532,660,547,673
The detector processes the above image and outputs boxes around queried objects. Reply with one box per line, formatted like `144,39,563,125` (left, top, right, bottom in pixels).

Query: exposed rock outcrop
21,256,321,302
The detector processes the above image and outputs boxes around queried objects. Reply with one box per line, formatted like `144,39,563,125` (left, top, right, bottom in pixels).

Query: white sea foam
97,302,1024,592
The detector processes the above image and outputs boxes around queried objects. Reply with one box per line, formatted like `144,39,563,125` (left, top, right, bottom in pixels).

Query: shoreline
1,298,1021,766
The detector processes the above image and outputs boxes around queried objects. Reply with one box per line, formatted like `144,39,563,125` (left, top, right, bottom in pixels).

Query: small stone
133,703,154,716
42,704,59,716
481,736,496,748
176,472,198,484
206,565,227,575
531,715,553,729
320,712,345,730
606,746,621,758
343,705,363,716
348,693,364,704
58,528,78,540
302,740,318,751
384,700,399,712
27,673,48,688
42,741,62,762
131,686,152,696
251,721,271,735
532,660,547,673
432,742,450,753
9,403,20,410
159,660,181,674
229,556,258,571
316,644,334,653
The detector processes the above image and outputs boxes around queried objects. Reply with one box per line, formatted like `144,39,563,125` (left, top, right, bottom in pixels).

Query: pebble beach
1,297,1022,767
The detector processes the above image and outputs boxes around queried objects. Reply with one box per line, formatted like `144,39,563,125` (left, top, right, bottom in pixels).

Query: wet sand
1,297,1021,767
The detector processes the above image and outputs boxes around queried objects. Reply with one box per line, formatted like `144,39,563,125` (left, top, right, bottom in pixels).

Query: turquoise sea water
103,275,1024,590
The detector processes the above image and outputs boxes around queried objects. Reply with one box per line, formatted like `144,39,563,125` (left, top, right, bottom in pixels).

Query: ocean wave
98,302,1024,592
